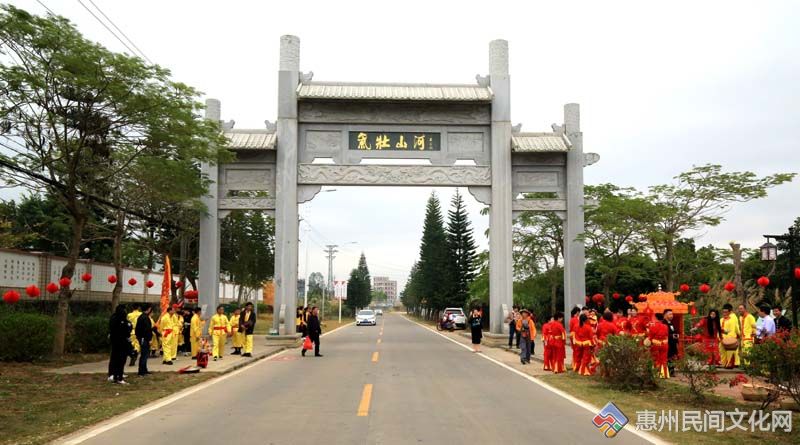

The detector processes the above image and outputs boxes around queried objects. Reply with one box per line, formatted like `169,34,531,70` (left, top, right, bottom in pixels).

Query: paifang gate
198,35,599,337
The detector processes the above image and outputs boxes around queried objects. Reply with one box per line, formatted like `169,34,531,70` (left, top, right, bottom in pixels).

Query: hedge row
0,313,111,361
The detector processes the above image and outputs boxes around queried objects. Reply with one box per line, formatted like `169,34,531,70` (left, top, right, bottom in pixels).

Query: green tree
371,290,388,304
0,6,227,354
645,164,794,291
446,189,478,308
346,253,372,311
513,211,563,315
307,271,325,299
401,261,422,313
417,192,452,311
220,210,275,301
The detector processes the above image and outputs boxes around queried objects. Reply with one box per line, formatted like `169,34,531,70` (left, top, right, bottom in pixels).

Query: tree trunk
110,210,126,312
665,237,675,291
52,213,87,356
730,242,745,307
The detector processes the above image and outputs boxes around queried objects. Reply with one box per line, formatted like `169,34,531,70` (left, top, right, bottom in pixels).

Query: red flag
160,255,172,315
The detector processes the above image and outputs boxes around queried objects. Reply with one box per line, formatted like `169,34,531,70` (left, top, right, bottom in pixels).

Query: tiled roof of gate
296,82,493,102
224,130,276,150
511,133,571,152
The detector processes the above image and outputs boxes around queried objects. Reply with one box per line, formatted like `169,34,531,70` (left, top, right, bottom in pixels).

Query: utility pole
323,245,338,321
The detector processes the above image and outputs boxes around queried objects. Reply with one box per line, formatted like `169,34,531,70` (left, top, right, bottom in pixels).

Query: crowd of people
503,301,794,379
108,302,257,385
691,303,793,369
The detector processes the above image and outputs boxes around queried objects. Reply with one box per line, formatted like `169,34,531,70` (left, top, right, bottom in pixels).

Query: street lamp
761,227,798,326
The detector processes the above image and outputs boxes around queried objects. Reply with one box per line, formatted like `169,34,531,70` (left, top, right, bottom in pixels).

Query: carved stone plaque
297,164,491,186
447,132,484,154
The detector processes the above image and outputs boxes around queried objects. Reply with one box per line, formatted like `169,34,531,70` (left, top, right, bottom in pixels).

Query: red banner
160,255,172,315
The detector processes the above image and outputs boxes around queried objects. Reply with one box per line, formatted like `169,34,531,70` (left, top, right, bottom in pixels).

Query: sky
3,0,799,292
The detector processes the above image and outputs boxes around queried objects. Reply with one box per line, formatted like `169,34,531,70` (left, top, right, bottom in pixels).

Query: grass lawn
0,356,217,445
538,372,799,445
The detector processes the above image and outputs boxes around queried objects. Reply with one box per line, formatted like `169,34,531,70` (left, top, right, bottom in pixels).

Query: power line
75,0,150,63
34,0,56,15
85,0,153,64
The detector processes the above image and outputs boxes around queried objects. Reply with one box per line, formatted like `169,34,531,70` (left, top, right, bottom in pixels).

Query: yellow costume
170,312,182,361
190,313,203,358
739,312,757,365
230,313,244,350
209,313,230,358
149,315,159,353
719,313,740,368
127,309,142,353
158,312,176,363
242,310,254,355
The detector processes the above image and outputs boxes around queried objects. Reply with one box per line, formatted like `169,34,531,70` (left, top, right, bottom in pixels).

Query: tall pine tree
446,189,478,307
417,192,453,310
346,252,373,310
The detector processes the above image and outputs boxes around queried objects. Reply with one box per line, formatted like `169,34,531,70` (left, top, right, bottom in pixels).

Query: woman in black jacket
108,305,133,384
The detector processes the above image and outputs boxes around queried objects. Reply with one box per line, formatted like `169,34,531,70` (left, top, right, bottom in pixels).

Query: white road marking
401,315,668,445
55,322,354,445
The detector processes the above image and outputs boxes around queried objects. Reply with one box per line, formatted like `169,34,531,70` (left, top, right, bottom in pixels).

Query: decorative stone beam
297,164,491,187
512,199,566,212
218,197,276,210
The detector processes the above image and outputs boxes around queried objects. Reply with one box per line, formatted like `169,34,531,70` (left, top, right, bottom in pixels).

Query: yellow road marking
357,384,373,416
372,351,379,362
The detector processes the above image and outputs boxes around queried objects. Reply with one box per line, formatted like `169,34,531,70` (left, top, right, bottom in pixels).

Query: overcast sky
3,0,799,291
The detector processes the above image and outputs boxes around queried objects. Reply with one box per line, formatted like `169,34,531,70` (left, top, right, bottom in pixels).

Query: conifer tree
446,189,478,307
417,192,452,310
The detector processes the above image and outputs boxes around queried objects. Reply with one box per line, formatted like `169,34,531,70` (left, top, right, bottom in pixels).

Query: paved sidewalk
48,340,285,375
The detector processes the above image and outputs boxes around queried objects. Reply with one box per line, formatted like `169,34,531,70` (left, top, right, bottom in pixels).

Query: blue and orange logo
592,402,628,438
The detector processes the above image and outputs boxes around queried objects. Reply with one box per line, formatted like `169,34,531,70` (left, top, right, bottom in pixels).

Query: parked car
443,308,467,329
356,309,377,326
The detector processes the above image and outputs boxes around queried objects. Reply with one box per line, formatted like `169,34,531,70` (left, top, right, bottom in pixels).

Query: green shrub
675,344,725,401
0,313,55,361
743,330,800,407
257,303,271,314
67,316,110,353
597,335,657,390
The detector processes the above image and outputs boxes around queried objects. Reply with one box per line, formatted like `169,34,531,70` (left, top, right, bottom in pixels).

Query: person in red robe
568,307,582,372
614,309,631,334
541,316,554,371
692,309,722,366
574,314,597,376
550,312,567,373
628,306,648,341
597,311,620,343
648,313,670,378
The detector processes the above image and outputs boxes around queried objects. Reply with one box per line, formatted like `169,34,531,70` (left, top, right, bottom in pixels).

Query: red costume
597,319,620,343
574,323,597,376
549,321,567,373
694,317,722,366
614,316,631,334
648,321,670,378
569,315,580,371
629,314,648,340
542,321,553,371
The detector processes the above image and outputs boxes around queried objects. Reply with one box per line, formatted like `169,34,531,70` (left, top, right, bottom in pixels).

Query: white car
443,308,467,329
356,309,377,326
375,309,383,316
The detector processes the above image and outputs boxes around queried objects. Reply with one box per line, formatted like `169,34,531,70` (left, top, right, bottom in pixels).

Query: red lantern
757,276,770,288
59,277,71,288
145,280,154,288
81,273,92,282
108,275,118,284
25,285,41,298
639,295,647,302
794,267,800,280
699,284,710,294
3,290,20,304
679,284,690,293
625,295,633,303
724,282,735,292
612,292,620,300
46,282,59,294
585,296,590,304
592,293,604,304
175,281,184,288
128,277,138,286
690,305,697,316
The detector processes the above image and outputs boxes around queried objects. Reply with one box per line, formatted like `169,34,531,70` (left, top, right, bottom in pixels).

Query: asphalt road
64,314,651,445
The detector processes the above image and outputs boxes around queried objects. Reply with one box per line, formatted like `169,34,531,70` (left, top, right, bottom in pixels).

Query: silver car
443,308,467,329
356,309,377,326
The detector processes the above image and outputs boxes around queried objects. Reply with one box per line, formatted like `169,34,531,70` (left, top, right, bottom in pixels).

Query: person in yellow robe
190,307,204,359
240,302,257,357
170,305,183,362
230,308,244,355
127,305,142,366
737,304,757,365
158,306,177,365
719,303,740,368
208,305,230,360
149,313,159,357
